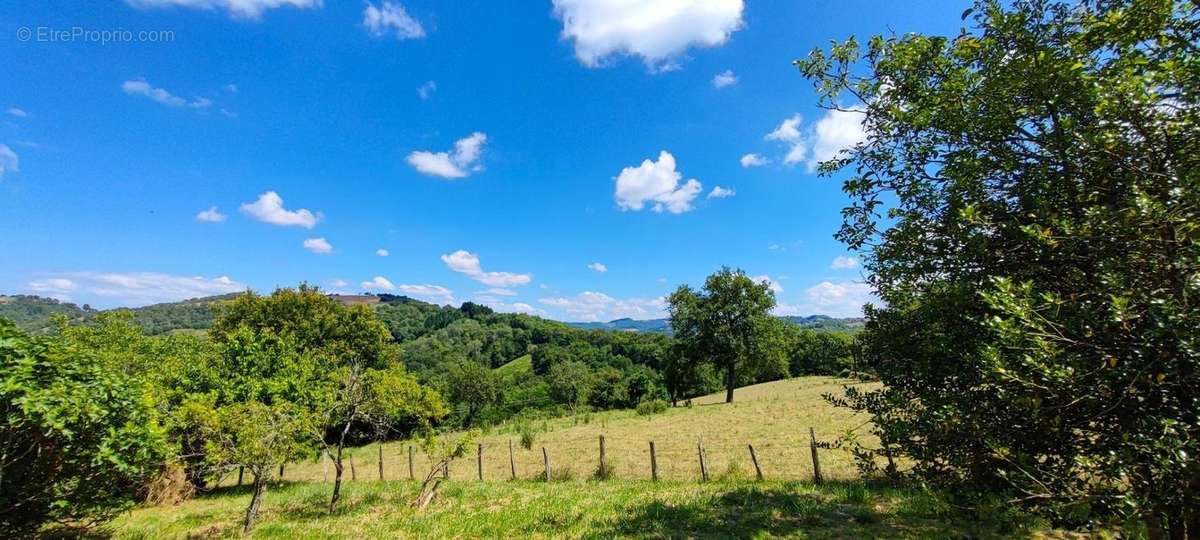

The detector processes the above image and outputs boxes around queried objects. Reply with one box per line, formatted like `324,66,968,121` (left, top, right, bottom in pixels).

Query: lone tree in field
668,268,778,403
801,0,1198,534
203,401,312,535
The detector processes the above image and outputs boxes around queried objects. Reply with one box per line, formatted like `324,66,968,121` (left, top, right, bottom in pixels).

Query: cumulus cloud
831,255,859,270
27,271,245,307
407,132,488,179
614,151,702,214
552,0,744,71
121,79,213,109
707,186,735,199
765,113,809,166
417,80,437,100
361,276,395,290
539,291,667,322
363,1,425,39
0,145,18,178
807,106,867,171
587,262,607,273
329,279,350,288
303,237,332,254
739,153,768,168
397,283,454,303
124,0,319,20
482,287,518,296
440,250,532,287
775,280,875,318
749,274,783,294
712,69,737,88
7,108,26,118
195,206,226,223
239,191,321,228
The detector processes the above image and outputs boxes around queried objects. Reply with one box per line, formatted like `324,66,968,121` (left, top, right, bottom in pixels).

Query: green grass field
109,377,1092,538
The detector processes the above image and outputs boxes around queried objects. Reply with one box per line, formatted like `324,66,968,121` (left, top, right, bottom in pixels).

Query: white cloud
765,113,809,166
121,79,212,109
195,206,226,222
363,1,425,39
303,237,332,254
28,271,245,307
749,274,783,294
376,248,389,257
765,114,802,143
552,0,744,71
707,186,735,199
587,262,607,273
361,276,395,290
539,291,667,322
417,80,437,100
223,84,238,93
775,280,875,318
7,108,26,118
482,287,518,296
712,69,737,88
831,255,859,270
407,132,488,179
329,279,350,288
125,0,319,20
397,283,454,303
239,191,321,228
739,153,768,168
807,106,867,171
0,145,18,178
614,150,702,214
440,250,532,287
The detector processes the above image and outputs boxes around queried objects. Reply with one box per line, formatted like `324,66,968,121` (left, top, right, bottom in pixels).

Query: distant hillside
0,293,239,335
568,315,865,334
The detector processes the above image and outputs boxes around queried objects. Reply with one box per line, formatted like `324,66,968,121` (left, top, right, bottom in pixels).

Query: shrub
636,399,669,416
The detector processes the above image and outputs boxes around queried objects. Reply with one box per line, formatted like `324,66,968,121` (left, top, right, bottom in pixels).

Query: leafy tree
0,319,168,537
800,0,1199,533
202,401,314,535
668,268,778,403
445,361,502,427
547,360,593,408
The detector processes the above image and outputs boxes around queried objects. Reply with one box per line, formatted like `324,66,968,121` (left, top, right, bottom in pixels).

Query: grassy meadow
234,376,879,485
108,376,1105,538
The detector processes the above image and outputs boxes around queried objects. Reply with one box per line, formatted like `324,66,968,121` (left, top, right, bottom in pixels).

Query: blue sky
0,0,961,321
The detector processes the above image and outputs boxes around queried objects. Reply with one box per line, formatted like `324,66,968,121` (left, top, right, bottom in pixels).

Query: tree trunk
329,447,344,514
243,476,266,535
724,362,736,403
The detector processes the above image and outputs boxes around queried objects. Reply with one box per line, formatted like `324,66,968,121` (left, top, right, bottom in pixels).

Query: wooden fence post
698,437,709,482
748,444,763,481
378,442,384,481
809,427,823,484
408,445,414,480
350,457,357,481
237,466,244,486
649,441,659,481
542,447,551,482
509,440,516,480
598,435,607,479
442,460,449,480
477,443,484,481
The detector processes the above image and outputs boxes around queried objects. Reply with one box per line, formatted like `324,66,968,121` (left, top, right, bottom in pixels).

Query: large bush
0,319,168,537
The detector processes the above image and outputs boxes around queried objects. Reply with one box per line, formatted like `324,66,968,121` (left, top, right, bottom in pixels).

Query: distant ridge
567,314,864,334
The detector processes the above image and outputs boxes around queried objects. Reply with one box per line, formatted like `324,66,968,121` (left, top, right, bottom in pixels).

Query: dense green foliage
801,0,1199,534
0,319,168,537
668,268,786,403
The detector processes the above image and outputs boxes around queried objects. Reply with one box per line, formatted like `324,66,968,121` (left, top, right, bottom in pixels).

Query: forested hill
566,315,864,334
0,293,239,335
